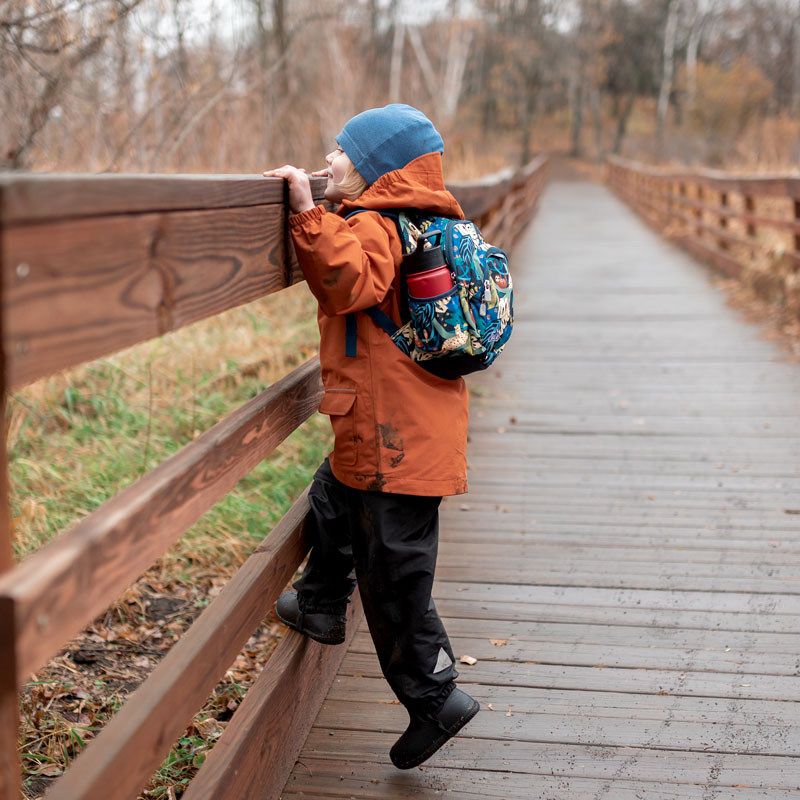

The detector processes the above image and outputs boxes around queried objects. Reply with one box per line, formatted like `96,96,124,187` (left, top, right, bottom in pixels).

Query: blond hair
334,160,369,201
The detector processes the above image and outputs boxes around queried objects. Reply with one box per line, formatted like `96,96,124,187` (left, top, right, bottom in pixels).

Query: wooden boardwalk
281,178,800,799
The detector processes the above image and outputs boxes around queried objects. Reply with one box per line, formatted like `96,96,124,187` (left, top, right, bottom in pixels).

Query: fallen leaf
460,655,478,665
489,639,508,647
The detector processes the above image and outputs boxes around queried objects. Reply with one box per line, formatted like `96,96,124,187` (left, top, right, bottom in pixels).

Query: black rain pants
293,458,458,717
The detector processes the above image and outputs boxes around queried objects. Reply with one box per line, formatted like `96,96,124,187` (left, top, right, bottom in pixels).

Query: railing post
718,191,729,251
745,194,756,260
794,198,800,254
0,602,19,800
695,183,704,240
679,182,687,234
0,190,21,800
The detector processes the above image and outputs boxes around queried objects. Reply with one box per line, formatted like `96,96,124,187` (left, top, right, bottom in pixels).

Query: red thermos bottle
405,230,454,298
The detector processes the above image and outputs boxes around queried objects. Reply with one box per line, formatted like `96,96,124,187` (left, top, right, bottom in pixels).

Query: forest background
3,0,800,797
4,0,800,176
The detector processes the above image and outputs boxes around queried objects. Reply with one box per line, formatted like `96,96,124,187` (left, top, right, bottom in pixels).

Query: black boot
275,591,346,645
389,688,479,769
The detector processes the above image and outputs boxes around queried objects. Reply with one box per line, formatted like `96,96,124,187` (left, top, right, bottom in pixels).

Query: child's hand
262,165,315,215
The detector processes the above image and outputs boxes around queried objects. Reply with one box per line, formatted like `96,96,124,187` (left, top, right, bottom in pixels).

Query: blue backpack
346,209,514,380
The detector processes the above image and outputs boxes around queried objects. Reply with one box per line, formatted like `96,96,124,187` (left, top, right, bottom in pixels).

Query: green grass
8,285,329,570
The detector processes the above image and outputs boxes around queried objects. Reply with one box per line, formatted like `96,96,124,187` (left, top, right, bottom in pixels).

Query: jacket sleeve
288,205,402,316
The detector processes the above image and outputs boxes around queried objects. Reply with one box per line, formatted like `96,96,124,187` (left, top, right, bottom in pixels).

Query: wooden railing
607,155,800,314
0,153,548,800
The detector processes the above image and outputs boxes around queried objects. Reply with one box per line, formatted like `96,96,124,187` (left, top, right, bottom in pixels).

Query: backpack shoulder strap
342,208,407,357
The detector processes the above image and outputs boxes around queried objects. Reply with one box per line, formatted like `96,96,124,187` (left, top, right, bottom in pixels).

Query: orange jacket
289,152,469,496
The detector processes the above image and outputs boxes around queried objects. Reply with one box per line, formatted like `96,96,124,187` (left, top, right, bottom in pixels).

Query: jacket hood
337,152,464,220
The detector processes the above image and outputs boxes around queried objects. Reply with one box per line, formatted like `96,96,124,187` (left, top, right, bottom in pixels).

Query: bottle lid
405,230,446,275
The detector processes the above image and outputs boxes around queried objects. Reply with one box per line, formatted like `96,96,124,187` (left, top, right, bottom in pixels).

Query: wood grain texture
5,204,287,388
0,357,322,684
0,164,552,388
302,729,800,789
46,487,312,800
183,593,364,800
283,758,800,799
0,173,309,225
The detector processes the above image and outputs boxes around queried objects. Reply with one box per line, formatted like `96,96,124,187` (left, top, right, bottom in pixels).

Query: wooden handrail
0,357,324,686
0,155,549,800
607,156,800,309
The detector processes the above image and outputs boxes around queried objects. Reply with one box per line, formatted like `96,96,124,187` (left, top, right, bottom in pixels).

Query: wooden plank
327,675,800,734
48,486,312,800
283,761,800,800
608,154,800,199
0,173,285,224
434,565,799,595
439,527,800,551
0,164,548,388
5,204,290,388
338,652,800,702
436,542,800,567
431,582,800,617
430,593,798,633
0,357,322,684
0,167,545,228
350,624,800,672
319,680,800,740
303,729,800,790
184,594,364,800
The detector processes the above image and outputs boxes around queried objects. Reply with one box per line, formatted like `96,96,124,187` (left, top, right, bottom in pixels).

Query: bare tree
656,0,680,150
1,0,145,169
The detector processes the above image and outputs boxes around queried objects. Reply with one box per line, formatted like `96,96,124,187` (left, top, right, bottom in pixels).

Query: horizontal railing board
0,174,317,226
608,156,800,197
184,593,364,800
1,162,546,228
47,486,312,800
0,357,323,684
5,204,289,388
1,163,550,389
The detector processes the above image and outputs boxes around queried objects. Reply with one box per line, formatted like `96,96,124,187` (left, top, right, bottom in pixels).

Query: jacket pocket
319,387,357,466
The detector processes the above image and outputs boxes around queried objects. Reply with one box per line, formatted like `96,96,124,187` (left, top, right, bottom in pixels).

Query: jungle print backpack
345,209,514,380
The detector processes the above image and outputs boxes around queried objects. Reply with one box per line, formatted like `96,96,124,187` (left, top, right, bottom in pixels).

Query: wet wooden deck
281,179,800,798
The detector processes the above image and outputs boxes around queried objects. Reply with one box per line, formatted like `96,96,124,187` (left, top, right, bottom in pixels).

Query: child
263,104,478,769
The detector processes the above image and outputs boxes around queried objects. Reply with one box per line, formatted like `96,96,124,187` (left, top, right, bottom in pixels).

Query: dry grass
9,283,325,567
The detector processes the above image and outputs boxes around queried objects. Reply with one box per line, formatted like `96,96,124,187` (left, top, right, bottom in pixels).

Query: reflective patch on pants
433,647,453,674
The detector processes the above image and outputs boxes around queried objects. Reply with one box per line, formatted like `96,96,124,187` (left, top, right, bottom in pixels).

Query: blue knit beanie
336,104,444,185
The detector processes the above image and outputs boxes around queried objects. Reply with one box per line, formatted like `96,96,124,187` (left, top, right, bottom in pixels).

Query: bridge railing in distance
607,155,800,315
0,153,548,800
